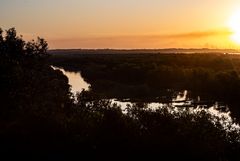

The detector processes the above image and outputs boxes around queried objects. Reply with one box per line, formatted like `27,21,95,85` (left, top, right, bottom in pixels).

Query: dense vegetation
49,52,240,120
1,28,240,161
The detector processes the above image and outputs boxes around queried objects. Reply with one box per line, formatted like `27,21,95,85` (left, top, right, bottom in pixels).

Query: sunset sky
1,0,240,49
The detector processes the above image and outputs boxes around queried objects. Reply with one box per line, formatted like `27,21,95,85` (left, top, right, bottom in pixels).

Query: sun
228,10,240,44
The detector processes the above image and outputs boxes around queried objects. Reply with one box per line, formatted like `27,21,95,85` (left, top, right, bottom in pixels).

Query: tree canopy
0,27,48,58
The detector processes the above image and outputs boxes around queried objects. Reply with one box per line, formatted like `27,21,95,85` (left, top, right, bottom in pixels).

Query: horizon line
48,48,240,51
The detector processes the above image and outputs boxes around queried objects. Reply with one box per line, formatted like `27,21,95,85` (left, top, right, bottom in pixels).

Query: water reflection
52,66,222,109
52,66,240,132
111,100,240,133
51,66,90,94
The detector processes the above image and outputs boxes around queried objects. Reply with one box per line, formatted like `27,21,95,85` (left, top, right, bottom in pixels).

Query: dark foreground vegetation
1,28,240,161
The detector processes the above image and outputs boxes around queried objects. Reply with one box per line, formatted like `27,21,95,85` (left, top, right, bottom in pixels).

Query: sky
1,0,240,49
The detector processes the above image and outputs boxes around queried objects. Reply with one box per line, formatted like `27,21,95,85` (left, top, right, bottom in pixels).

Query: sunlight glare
228,10,240,44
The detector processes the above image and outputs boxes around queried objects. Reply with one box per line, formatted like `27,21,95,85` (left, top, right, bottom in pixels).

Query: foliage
63,91,240,161
0,27,48,59
0,27,72,122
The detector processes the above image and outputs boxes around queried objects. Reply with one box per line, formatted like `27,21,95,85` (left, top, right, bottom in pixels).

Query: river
51,65,240,131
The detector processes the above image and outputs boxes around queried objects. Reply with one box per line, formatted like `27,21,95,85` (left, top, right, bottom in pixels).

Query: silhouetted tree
4,28,25,57
0,27,48,59
0,28,3,54
25,37,48,57
0,27,72,118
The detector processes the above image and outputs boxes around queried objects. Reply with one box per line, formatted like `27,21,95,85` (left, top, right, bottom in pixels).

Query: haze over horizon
1,0,240,49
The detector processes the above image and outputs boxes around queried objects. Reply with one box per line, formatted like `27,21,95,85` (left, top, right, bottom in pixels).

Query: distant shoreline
48,48,240,55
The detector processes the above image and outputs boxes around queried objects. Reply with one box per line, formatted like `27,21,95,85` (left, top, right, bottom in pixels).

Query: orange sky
1,0,240,49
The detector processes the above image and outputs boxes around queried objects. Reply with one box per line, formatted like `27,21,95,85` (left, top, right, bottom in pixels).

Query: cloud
47,29,233,49
163,29,232,39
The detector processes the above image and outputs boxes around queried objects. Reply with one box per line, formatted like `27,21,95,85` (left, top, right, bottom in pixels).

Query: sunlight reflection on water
51,66,90,94
111,99,240,134
53,66,240,134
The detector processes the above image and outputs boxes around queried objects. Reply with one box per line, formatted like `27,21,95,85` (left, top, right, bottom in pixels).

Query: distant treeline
49,48,240,55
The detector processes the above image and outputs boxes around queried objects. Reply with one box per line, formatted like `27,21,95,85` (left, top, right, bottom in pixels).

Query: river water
51,66,90,94
52,66,240,131
51,66,199,108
